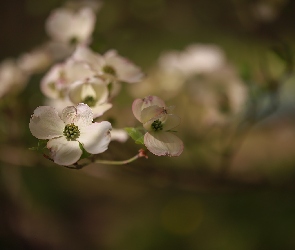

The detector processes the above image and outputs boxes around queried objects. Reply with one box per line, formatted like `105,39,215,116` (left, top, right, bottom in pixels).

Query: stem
93,149,148,165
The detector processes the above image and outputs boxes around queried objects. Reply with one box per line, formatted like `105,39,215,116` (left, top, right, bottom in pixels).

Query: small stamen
82,95,96,107
151,119,163,131
63,123,80,140
103,65,116,76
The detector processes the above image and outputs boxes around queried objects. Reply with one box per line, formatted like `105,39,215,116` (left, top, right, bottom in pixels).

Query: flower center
82,95,96,107
151,119,163,131
103,65,116,76
63,123,80,140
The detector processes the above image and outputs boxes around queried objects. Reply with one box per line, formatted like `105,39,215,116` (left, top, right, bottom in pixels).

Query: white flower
45,7,96,45
132,96,183,156
159,44,225,77
41,59,94,99
17,47,52,75
0,59,28,98
68,76,112,118
29,103,112,166
72,46,144,84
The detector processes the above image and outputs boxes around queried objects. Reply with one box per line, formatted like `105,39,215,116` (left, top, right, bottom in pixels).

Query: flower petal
78,121,112,154
92,103,112,118
47,137,82,166
141,105,165,124
144,131,183,157
132,96,166,123
132,98,144,122
162,114,181,131
29,106,64,139
61,103,93,128
110,128,128,143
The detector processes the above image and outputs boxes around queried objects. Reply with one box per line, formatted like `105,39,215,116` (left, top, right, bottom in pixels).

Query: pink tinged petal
144,131,184,157
162,114,181,131
132,98,144,122
92,103,112,118
141,96,166,110
78,121,112,154
47,137,82,166
141,105,165,124
61,103,93,128
29,106,64,139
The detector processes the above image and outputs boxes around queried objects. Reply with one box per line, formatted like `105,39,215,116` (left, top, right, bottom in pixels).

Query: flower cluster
23,1,183,168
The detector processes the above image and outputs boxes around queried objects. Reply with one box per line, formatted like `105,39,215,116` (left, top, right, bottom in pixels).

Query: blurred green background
1,0,295,249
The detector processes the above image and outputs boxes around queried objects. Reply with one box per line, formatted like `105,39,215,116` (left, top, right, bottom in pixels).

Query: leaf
29,139,48,152
124,127,145,145
78,142,92,159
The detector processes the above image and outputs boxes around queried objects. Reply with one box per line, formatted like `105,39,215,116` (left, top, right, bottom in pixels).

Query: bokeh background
1,0,295,249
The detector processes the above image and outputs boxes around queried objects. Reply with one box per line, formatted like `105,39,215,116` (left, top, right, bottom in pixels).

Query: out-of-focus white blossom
72,46,144,84
46,7,96,45
188,65,248,126
132,96,183,156
0,59,28,99
17,47,52,75
29,103,112,166
159,44,225,77
41,59,94,99
128,67,184,100
68,76,112,118
110,128,129,143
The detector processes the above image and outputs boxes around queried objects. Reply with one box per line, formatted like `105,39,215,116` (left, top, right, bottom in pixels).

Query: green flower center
63,123,80,140
82,95,96,107
69,36,79,45
103,65,116,76
151,119,163,131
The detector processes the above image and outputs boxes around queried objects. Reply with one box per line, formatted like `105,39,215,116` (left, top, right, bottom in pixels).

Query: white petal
144,131,183,157
29,106,64,139
104,50,143,83
78,121,112,154
132,98,144,122
92,103,112,118
71,45,103,72
110,128,128,143
68,80,84,104
61,103,93,128
47,137,82,166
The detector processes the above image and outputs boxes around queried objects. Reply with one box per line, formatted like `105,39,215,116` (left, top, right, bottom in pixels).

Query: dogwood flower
46,7,96,45
72,46,144,84
0,59,28,98
29,103,112,166
41,59,94,99
132,96,183,156
68,76,112,118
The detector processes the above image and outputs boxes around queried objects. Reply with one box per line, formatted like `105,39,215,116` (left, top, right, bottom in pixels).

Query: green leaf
124,127,145,145
78,142,92,159
29,139,48,152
